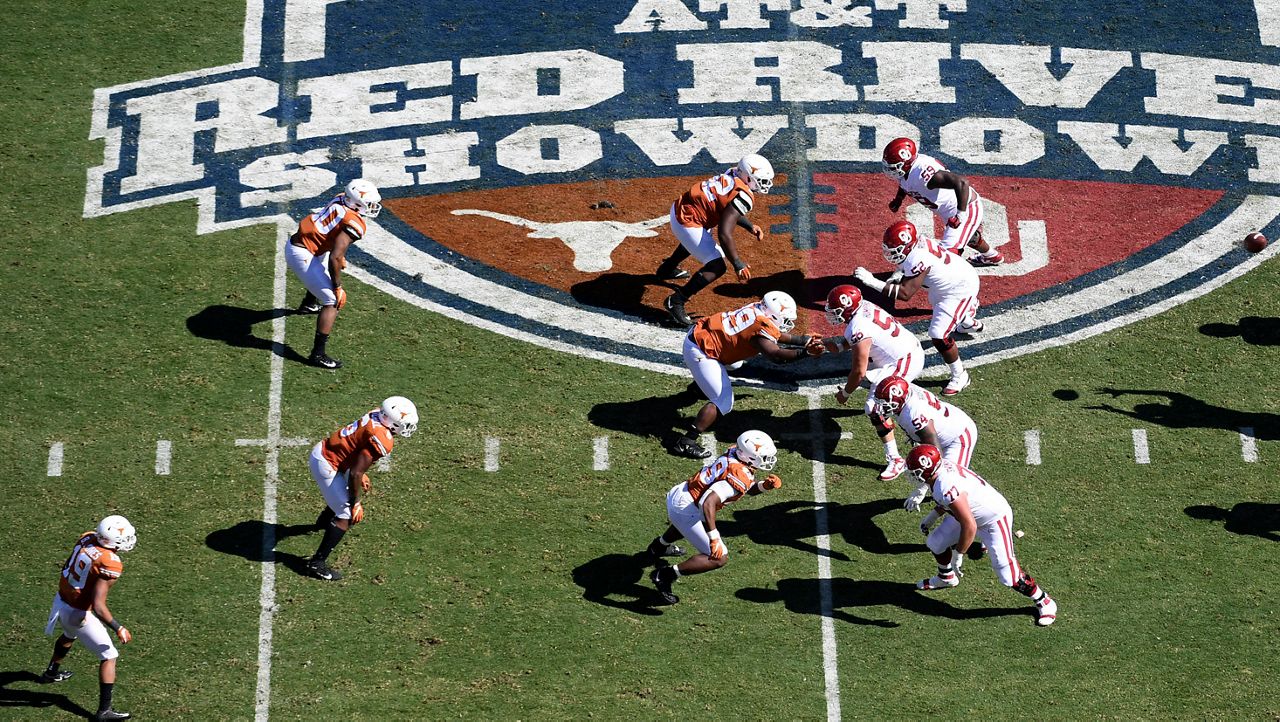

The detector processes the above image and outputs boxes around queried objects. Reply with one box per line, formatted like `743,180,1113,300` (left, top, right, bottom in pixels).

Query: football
1244,232,1267,253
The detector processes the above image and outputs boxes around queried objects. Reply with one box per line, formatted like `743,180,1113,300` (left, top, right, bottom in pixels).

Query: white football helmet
378,396,419,437
342,179,382,219
759,291,797,333
733,430,778,471
96,515,137,553
735,154,774,195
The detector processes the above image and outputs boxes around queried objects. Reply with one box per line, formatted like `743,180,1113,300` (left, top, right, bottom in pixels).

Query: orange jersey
57,532,123,610
674,171,755,229
690,301,783,366
293,195,368,255
686,448,757,505
321,410,395,472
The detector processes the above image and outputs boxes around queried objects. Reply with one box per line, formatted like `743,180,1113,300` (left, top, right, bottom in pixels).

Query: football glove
360,473,371,492
708,529,728,561
888,196,903,213
804,334,825,357
351,501,364,524
946,214,962,229
835,386,850,405
761,474,782,491
735,264,753,282
904,483,930,512
335,286,348,310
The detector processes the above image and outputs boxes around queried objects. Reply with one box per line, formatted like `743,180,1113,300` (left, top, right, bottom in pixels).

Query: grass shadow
0,670,94,718
1199,317,1280,346
570,553,668,616
1086,388,1280,441
736,578,1027,626
1185,503,1280,542
186,304,309,365
722,499,928,563
204,519,319,578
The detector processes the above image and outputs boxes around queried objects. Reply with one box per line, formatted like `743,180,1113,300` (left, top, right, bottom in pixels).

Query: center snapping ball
1244,232,1267,253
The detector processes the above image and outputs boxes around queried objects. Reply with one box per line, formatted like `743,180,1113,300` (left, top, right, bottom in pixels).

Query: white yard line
1132,429,1150,465
47,442,64,477
484,436,501,472
592,436,609,471
700,433,716,466
1239,427,1258,463
155,440,172,476
1024,430,1042,466
802,390,842,722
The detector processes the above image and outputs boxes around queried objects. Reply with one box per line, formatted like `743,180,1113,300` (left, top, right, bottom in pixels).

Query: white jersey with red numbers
898,386,978,466
929,460,1012,528
899,153,971,222
895,235,980,298
843,301,923,373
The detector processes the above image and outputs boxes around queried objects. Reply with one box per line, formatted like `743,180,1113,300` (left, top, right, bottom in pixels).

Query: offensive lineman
872,375,979,511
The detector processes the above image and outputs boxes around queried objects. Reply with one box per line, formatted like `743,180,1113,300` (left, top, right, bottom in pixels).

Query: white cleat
917,573,960,590
942,371,971,396
1036,597,1058,626
878,456,906,481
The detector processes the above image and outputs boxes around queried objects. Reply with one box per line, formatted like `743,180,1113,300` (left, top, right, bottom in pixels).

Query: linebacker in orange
647,430,783,605
671,291,824,459
42,516,137,722
306,396,419,581
657,154,775,326
287,178,382,369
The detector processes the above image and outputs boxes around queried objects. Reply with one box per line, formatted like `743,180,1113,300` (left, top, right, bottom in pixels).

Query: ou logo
897,229,913,244
896,147,913,161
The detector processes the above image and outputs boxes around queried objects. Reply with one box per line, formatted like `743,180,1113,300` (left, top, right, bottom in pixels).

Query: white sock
947,360,964,377
883,440,899,458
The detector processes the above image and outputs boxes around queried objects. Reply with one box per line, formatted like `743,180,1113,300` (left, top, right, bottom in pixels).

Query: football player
671,291,824,459
42,516,137,721
855,220,981,395
306,396,418,581
907,445,1057,626
287,178,382,369
881,137,1003,266
872,375,978,512
658,154,775,327
647,430,784,604
821,284,924,480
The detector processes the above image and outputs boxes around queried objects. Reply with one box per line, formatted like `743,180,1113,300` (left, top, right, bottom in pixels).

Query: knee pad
931,336,957,354
868,411,894,435
967,229,984,248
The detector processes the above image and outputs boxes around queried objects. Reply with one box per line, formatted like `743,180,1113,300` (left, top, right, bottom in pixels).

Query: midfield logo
85,0,1280,382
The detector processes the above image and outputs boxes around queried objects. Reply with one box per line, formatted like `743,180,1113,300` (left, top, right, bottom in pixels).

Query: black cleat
306,559,343,581
669,435,711,460
309,352,342,370
297,293,322,314
39,670,72,683
655,262,691,281
646,538,686,561
664,293,693,327
93,710,131,721
650,567,679,605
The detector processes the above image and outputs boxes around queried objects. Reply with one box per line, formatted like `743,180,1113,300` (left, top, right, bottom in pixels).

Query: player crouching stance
906,446,1058,626
42,516,137,721
307,396,418,581
646,430,783,604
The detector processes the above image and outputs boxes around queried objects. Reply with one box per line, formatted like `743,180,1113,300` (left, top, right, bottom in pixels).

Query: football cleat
669,435,711,460
650,567,680,605
655,261,690,280
956,318,985,334
1036,596,1058,626
917,572,960,590
39,669,73,683
942,371,971,396
968,251,1004,267
297,293,322,314
309,352,343,370
664,293,693,327
878,456,906,481
646,538,685,560
93,710,132,721
306,559,343,581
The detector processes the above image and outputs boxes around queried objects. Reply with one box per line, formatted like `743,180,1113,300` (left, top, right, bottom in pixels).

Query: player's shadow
571,553,669,615
569,273,677,324
1086,388,1280,441
0,671,94,718
736,578,1026,626
204,519,318,578
186,305,309,364
1199,317,1280,346
1185,503,1280,542
722,499,927,563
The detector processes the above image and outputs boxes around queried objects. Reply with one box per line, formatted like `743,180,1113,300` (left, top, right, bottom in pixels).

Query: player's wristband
107,619,122,632
731,258,748,272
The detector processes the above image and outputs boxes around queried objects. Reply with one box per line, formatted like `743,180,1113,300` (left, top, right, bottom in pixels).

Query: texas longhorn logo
85,0,1280,383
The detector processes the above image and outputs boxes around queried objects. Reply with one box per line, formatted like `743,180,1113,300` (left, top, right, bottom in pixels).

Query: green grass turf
1,1,1278,719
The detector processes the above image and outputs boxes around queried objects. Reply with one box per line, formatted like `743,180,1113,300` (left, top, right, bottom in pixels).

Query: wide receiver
856,220,982,395
306,396,418,581
41,516,138,721
671,291,824,459
906,445,1057,626
657,154,775,327
647,430,784,605
881,136,1003,266
288,178,382,369
872,375,978,511
821,284,924,481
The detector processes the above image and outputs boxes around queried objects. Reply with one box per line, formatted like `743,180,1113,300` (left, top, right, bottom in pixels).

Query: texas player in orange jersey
670,291,824,459
306,396,419,581
646,430,783,605
657,154,775,327
41,516,137,722
286,178,382,370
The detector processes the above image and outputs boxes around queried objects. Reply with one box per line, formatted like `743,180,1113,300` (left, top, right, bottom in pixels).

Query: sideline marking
700,433,716,466
1132,429,1150,464
1239,427,1258,463
47,442,64,477
592,436,609,471
1256,0,1280,45
1024,430,1042,466
237,437,309,447
155,440,172,476
801,391,841,722
484,436,500,472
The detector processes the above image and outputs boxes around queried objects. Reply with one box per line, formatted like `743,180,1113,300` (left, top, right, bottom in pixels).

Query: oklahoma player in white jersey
881,137,1002,266
872,375,978,511
646,430,783,605
856,220,981,395
821,284,923,481
906,445,1057,626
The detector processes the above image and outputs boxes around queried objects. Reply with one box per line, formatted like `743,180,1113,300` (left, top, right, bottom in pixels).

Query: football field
2,1,1279,719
